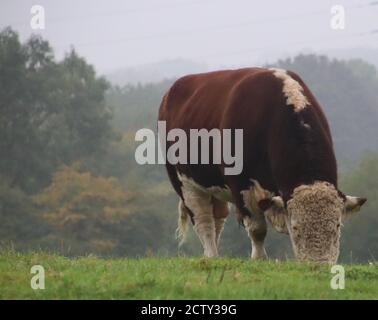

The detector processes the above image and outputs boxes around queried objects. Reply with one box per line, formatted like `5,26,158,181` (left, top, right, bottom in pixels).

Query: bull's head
261,181,367,264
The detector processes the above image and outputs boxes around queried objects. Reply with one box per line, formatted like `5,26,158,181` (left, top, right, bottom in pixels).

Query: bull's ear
343,196,367,215
258,196,285,211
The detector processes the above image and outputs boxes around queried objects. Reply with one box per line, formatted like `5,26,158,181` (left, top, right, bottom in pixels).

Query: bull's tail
176,199,190,247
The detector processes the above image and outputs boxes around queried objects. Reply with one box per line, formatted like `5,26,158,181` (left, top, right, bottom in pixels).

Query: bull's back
159,67,276,131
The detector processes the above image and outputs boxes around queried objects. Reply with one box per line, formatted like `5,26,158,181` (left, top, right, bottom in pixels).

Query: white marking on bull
177,173,233,203
269,68,310,112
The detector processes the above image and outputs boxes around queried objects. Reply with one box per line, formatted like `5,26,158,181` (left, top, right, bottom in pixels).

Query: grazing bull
158,67,366,263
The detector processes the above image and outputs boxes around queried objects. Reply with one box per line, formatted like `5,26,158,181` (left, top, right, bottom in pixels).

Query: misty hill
323,47,378,70
106,47,378,87
106,58,207,86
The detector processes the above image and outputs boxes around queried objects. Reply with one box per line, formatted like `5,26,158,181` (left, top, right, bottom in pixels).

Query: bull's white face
286,182,343,264
265,181,366,264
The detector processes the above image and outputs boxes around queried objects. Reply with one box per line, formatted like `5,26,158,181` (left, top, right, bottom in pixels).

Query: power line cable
49,3,377,49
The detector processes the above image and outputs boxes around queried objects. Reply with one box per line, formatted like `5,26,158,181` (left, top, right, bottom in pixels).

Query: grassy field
0,250,377,299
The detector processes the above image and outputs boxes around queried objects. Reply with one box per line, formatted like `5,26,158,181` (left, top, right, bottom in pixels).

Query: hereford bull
158,67,367,263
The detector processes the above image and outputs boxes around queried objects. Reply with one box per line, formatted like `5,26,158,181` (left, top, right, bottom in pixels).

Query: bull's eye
336,223,340,228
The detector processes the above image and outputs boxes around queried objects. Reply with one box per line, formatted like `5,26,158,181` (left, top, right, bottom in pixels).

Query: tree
0,177,48,249
0,28,114,193
0,28,54,192
43,49,113,164
33,165,135,255
339,153,378,262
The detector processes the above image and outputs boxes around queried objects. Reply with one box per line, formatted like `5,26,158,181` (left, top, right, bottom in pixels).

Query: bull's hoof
251,247,268,260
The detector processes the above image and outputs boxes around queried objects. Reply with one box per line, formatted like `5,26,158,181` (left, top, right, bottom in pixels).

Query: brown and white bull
158,67,367,264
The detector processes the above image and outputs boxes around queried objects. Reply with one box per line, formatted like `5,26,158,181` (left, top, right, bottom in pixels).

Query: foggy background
1,0,378,262
1,0,378,82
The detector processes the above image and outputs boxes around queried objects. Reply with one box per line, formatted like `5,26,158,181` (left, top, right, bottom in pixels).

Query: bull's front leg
243,214,268,259
238,180,271,259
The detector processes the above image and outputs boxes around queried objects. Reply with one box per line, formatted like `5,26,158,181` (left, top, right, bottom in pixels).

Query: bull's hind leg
181,186,218,257
212,198,229,248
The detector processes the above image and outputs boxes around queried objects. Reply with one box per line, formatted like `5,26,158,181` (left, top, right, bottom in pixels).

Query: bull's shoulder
224,68,284,111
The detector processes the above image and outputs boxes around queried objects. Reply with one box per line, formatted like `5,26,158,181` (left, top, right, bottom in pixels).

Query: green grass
0,250,377,299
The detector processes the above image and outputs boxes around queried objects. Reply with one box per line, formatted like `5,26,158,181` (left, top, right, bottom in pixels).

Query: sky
0,0,377,74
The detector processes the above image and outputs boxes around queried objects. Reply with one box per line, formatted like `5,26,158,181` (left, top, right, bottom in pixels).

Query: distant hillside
106,47,378,86
323,47,378,70
106,59,207,86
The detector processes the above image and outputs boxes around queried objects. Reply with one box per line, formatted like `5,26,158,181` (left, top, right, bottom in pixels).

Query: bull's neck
271,142,338,202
